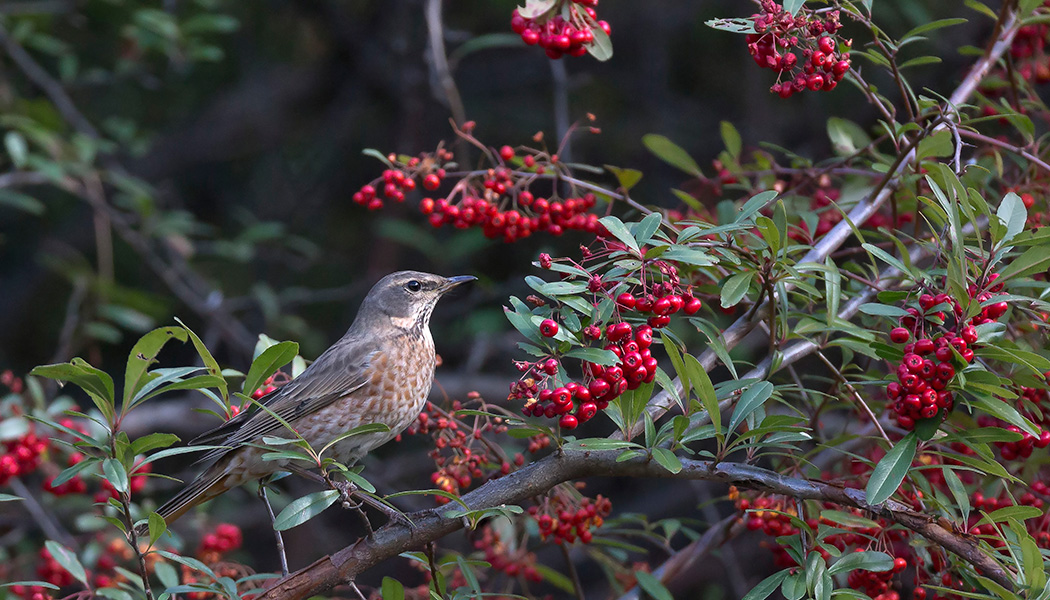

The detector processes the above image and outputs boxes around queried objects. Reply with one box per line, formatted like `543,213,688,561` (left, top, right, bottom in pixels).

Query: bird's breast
298,332,436,465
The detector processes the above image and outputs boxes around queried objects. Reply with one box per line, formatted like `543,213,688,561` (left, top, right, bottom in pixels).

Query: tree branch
256,450,1013,600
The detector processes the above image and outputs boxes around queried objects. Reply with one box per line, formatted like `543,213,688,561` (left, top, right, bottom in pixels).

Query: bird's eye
405,280,422,292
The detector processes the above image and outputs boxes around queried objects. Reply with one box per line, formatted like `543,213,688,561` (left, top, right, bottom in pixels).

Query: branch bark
257,450,1014,600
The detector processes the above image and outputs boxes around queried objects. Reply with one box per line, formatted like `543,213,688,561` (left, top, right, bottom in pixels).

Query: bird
139,271,475,534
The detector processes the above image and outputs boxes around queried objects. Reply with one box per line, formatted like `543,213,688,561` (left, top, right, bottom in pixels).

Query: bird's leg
285,463,413,531
320,470,375,538
257,482,290,577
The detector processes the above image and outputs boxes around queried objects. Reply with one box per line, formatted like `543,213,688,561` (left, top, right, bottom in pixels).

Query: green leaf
30,359,115,423
381,576,405,600
148,512,167,545
244,341,299,397
651,447,682,474
642,134,702,177
0,189,45,215
635,570,674,600
598,215,640,254
124,326,189,405
899,55,943,69
820,510,879,529
999,245,1050,283
0,493,23,502
273,490,340,531
827,117,871,155
735,190,778,223
901,18,968,41
783,0,805,15
827,551,894,575
318,423,391,456
705,17,757,34
102,458,129,494
995,192,1027,248
605,165,643,191
982,505,1043,524
721,271,754,308
857,303,909,318
743,569,791,600
586,19,613,61
721,121,742,159
756,216,781,254
44,541,89,589
942,467,970,523
175,317,228,401
565,347,620,366
729,381,773,434
633,212,664,246
865,433,917,505
917,130,953,160
970,394,1040,436
5,131,28,167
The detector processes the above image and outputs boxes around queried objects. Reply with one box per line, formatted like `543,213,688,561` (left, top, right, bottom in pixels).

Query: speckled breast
297,331,436,466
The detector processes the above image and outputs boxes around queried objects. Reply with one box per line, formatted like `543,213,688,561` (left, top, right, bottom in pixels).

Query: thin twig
9,478,78,549
958,129,1050,174
424,0,466,127
0,23,100,139
560,543,586,600
813,350,891,443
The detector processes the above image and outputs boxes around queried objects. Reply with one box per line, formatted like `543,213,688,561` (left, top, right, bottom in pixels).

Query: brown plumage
141,271,474,533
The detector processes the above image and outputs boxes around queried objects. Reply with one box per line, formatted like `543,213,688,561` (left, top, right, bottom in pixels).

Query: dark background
0,0,995,595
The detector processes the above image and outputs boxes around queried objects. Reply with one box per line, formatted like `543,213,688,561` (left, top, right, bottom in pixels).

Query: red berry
540,319,559,338
616,293,636,310
559,414,578,429
683,295,703,315
890,327,910,344
499,145,515,161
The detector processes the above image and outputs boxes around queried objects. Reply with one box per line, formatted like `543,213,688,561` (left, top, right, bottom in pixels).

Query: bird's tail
134,471,228,539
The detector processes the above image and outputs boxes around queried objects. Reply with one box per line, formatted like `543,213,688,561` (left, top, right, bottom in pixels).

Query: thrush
141,271,475,532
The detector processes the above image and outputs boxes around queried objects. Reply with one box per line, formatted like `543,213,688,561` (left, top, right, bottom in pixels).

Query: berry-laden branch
623,2,1025,439
256,450,1013,600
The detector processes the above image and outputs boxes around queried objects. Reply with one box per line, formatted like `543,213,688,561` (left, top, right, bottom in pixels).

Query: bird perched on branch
138,271,475,534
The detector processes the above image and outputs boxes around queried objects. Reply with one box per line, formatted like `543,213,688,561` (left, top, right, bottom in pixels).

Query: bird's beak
443,275,477,290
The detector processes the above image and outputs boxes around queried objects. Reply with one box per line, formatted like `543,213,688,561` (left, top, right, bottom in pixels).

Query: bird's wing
192,334,379,462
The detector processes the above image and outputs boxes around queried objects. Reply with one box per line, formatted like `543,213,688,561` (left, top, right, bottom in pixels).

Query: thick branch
257,450,1013,600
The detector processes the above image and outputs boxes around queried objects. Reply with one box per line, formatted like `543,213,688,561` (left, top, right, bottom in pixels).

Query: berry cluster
847,554,910,600
510,0,609,60
35,547,76,588
423,189,602,242
0,419,48,486
746,0,850,97
886,324,964,430
883,278,1013,431
471,524,542,582
515,260,702,429
977,380,1050,461
529,492,611,544
43,451,88,496
1007,8,1050,84
198,523,243,563
402,397,515,504
352,147,453,211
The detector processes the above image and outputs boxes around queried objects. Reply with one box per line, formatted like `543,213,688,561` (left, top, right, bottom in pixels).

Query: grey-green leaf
273,490,340,530
865,433,917,505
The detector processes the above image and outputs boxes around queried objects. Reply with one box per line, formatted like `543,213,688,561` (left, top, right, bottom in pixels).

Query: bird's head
355,271,475,333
